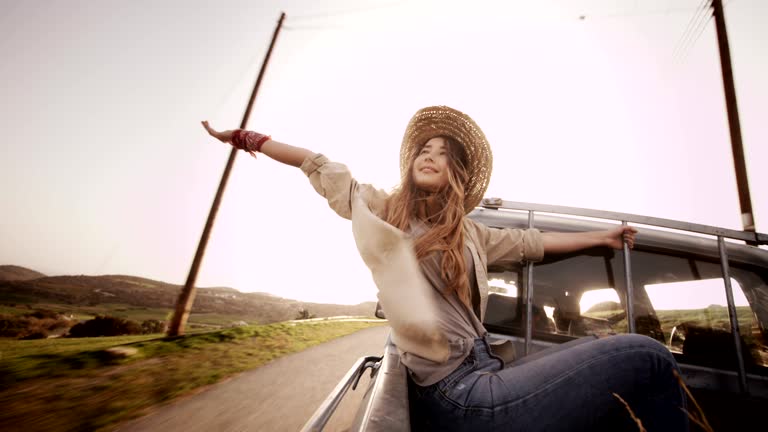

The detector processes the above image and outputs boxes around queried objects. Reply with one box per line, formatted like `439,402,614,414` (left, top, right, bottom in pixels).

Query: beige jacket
301,153,544,366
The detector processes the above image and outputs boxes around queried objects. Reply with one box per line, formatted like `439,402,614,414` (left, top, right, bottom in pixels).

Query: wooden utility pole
167,12,286,337
711,0,756,236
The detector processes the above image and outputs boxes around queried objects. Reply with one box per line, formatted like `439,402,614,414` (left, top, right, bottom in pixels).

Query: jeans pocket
438,354,478,393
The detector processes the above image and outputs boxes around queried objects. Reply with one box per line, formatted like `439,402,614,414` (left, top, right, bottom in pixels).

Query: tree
68,315,142,337
295,308,315,320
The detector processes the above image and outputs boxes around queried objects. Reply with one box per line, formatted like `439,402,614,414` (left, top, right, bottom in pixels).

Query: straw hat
400,105,493,214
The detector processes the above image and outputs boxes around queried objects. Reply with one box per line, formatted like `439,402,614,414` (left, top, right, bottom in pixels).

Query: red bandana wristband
232,129,271,158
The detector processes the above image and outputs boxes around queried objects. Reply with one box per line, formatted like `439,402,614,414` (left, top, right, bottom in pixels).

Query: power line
283,23,347,32
282,1,718,45
675,2,714,63
583,5,701,20
290,1,701,27
290,1,408,22
210,50,268,118
680,0,710,44
680,12,714,62
672,0,710,61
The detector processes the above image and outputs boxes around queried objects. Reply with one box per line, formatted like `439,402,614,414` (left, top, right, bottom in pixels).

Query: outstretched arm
201,121,312,167
542,225,637,255
259,140,313,167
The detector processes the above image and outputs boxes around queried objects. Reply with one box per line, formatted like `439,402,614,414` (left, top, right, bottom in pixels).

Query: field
586,306,755,339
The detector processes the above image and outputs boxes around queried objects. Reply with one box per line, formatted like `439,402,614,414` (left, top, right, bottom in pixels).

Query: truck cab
303,200,768,431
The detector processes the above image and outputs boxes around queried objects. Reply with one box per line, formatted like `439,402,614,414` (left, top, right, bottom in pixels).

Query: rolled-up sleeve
299,153,360,220
473,221,545,266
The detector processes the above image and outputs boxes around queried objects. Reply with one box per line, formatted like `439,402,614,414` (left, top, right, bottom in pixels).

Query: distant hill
585,301,622,313
0,265,377,324
0,265,47,281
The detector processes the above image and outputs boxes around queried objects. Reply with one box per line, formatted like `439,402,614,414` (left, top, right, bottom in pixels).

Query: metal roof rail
480,198,767,245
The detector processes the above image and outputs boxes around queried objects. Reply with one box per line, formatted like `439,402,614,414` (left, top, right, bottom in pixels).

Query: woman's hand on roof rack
605,225,637,250
542,226,637,254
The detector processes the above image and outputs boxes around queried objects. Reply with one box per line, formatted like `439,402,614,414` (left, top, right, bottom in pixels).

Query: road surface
114,325,390,432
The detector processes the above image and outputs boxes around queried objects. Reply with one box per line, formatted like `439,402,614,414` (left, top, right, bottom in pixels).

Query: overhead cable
672,0,712,62
290,1,408,22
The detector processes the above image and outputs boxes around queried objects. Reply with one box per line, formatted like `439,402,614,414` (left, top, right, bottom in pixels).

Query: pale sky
1,0,766,305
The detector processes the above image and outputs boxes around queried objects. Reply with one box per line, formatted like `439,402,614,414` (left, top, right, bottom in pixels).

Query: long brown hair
384,136,471,305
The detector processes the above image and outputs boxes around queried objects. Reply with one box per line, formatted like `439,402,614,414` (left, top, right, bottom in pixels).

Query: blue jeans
408,334,689,431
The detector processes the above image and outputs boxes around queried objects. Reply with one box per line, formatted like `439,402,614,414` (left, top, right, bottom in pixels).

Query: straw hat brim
400,106,493,214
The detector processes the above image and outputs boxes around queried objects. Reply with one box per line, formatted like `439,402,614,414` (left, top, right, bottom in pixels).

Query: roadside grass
185,312,259,327
0,319,384,432
0,334,161,382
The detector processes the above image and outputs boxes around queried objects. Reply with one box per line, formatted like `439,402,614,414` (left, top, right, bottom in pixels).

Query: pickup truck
302,199,768,431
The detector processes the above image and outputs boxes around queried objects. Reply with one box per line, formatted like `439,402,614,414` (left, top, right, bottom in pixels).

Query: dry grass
615,370,714,432
674,370,714,432
612,393,647,432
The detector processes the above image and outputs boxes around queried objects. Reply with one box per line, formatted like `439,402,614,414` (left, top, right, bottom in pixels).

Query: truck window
485,247,630,340
483,245,768,375
630,249,768,374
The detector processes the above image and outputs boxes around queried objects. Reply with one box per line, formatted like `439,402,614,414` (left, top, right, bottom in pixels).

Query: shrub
140,319,166,334
0,314,29,337
295,308,316,320
0,311,74,339
68,315,143,338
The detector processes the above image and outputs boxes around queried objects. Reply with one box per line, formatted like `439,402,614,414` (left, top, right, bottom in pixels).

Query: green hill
0,265,47,281
0,265,377,326
585,301,622,314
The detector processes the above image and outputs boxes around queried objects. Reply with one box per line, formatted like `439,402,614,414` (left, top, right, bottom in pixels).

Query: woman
202,106,688,431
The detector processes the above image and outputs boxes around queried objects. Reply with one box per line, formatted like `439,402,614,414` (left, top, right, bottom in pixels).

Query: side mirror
374,302,386,319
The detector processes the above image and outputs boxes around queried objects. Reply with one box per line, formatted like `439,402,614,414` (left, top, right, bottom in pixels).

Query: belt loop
460,338,466,351
481,335,491,352
474,337,487,358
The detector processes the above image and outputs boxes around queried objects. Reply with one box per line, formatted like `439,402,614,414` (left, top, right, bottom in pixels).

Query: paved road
114,326,390,432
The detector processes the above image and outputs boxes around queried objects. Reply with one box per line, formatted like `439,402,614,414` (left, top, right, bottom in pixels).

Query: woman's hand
201,120,236,144
542,227,638,255
605,225,638,250
201,121,313,167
